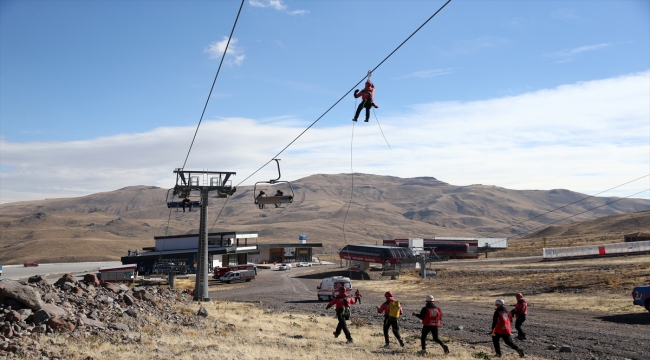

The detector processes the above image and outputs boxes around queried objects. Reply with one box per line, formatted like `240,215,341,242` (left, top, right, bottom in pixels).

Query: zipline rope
235,0,453,187
181,0,246,170
372,108,392,150
342,122,356,244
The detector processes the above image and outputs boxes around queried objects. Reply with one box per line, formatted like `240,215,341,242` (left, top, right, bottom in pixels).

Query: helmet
495,299,505,306
515,293,523,300
384,291,393,298
426,295,434,302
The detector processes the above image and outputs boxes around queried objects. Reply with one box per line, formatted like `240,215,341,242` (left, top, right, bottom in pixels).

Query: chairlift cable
209,196,231,232
180,0,246,170
235,0,453,187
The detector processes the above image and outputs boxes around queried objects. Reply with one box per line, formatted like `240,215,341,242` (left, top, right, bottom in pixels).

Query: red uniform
512,299,528,317
354,81,375,100
492,309,513,335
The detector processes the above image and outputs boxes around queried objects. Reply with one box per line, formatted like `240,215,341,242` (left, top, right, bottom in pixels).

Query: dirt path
209,265,650,360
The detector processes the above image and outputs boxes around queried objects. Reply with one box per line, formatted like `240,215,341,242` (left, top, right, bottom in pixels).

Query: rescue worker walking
354,289,362,304
353,71,379,122
510,293,528,340
412,295,449,355
376,291,405,348
492,299,525,358
326,287,355,344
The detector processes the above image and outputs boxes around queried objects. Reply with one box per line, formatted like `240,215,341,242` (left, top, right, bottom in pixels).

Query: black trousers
515,315,526,338
335,309,352,340
383,316,402,344
182,203,192,212
421,326,445,350
354,99,373,120
355,296,361,304
492,334,519,356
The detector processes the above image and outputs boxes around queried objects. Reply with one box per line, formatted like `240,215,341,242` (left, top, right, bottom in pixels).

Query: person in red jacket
354,289,362,304
412,295,449,354
376,291,404,348
326,287,355,344
353,74,379,122
492,299,525,358
510,293,528,340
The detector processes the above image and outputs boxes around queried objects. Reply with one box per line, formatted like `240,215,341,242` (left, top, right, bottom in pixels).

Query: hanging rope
181,0,246,170
235,0,453,187
342,122,356,244
372,108,392,150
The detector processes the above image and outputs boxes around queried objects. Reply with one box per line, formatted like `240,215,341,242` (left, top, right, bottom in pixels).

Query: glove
354,89,359,95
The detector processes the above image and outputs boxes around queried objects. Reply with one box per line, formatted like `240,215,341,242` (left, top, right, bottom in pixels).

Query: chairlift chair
165,188,201,212
253,159,294,208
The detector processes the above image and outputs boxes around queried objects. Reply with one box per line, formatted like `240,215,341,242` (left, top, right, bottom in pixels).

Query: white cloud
1,72,649,203
545,43,612,63
395,68,456,79
250,0,286,11
249,0,308,16
204,37,245,66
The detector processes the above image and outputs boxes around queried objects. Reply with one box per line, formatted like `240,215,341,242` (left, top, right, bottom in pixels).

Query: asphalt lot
0,261,122,280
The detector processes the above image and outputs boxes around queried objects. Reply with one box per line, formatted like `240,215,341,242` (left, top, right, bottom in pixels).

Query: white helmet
495,299,505,306
426,295,434,302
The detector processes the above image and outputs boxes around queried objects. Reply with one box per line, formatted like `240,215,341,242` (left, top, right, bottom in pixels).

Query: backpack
342,297,351,320
388,300,401,318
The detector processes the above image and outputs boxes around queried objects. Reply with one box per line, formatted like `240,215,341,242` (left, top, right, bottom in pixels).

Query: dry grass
42,300,544,360
359,255,650,314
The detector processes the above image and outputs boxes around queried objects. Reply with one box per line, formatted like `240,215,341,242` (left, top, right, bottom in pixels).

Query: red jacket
511,299,528,317
327,294,355,310
354,81,374,100
377,298,402,316
492,308,513,335
414,303,442,326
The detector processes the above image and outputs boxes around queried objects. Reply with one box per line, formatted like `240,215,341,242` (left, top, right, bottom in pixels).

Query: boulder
1,323,13,338
83,274,100,287
43,293,60,303
117,284,129,293
39,304,67,318
32,310,51,325
548,345,558,350
559,345,572,353
27,275,47,284
54,274,77,287
78,315,105,330
0,279,44,310
17,309,32,321
4,311,21,323
61,282,75,291
31,324,46,334
72,287,83,295
109,322,129,332
197,307,209,318
101,283,120,294
47,317,75,333
125,308,138,318
123,294,135,306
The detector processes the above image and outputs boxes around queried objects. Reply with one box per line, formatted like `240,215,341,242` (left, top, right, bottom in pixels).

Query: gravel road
209,264,650,360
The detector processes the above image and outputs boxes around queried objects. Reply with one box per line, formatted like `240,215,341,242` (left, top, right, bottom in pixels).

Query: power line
235,0,453,187
181,0,246,170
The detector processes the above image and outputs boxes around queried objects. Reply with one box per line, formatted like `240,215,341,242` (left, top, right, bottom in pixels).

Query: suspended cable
235,0,453,187
209,195,231,232
372,108,392,150
342,122,356,244
181,0,245,170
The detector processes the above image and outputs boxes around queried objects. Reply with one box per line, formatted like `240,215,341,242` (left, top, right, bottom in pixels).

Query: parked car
278,263,291,271
632,285,650,313
23,262,39,267
297,262,312,267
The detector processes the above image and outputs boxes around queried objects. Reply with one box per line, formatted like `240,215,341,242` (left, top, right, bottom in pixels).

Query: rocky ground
0,274,198,359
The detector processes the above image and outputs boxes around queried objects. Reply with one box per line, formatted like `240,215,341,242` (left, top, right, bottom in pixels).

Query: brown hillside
0,174,648,264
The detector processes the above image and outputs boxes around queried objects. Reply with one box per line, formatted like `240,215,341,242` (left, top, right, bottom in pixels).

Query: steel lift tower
169,169,236,301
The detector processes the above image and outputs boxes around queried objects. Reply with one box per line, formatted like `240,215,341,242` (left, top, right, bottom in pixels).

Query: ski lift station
121,231,322,274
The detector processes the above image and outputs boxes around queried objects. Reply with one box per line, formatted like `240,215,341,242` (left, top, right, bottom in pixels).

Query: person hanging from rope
353,71,379,122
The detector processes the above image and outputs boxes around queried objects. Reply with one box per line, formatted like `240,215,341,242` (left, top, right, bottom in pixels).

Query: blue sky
1,0,649,203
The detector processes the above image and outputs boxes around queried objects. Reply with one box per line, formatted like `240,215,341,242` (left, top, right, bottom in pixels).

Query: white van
317,276,352,301
220,270,255,284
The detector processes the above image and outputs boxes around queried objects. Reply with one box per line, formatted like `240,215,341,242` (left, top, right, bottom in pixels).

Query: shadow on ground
597,313,650,325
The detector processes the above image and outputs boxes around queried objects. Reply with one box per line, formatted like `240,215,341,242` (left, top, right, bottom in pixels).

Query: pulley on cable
253,159,295,209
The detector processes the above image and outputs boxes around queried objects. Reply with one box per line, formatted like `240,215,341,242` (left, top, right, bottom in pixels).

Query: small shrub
349,317,367,328
473,350,491,359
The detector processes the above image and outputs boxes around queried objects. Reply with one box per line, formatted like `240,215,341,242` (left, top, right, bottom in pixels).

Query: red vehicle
23,262,39,267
